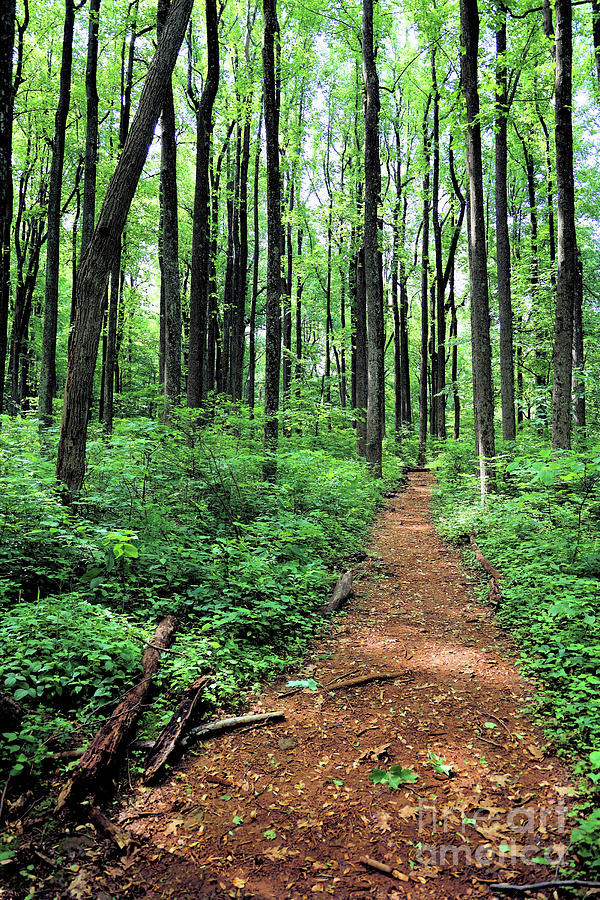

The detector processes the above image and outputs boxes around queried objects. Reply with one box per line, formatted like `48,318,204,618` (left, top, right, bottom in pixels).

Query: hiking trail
93,472,575,899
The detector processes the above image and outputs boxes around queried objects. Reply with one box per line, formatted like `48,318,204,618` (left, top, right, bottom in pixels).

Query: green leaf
286,678,320,691
263,829,277,840
232,815,244,825
427,750,455,777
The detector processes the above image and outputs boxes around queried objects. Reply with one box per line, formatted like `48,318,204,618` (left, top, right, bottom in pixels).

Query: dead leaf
526,744,544,760
373,810,391,832
232,876,246,888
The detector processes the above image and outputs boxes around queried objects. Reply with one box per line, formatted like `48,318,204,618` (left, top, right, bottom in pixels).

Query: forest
1,0,600,894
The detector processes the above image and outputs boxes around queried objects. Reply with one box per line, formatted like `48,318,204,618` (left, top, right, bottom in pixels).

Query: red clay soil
82,472,577,899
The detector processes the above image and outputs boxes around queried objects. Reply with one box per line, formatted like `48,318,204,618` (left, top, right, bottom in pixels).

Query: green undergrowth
0,406,402,783
432,435,600,872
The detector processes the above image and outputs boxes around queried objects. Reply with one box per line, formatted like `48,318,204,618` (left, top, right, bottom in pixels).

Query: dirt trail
103,472,575,899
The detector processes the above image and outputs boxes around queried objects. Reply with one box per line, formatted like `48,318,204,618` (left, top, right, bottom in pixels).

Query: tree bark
363,0,384,477
572,250,585,430
431,49,446,440
355,246,368,457
0,0,16,412
552,0,577,450
417,97,431,467
56,0,195,496
460,0,495,495
495,13,516,441
38,0,75,426
248,107,261,413
187,0,219,408
158,0,181,406
80,0,101,259
262,0,282,479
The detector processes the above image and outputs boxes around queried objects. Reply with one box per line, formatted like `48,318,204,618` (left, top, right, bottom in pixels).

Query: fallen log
327,671,413,692
490,881,600,894
56,615,177,812
469,533,503,606
143,675,210,782
187,711,285,741
318,570,354,615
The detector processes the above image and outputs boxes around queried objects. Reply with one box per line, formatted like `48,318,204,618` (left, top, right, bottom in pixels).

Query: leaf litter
83,472,578,898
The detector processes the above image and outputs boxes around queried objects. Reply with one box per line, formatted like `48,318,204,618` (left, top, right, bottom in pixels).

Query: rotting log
143,675,210,782
469,533,502,606
56,615,177,812
89,806,133,851
319,570,353,615
187,711,285,741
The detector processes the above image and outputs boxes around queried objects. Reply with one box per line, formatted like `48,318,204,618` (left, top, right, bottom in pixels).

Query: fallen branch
143,675,210,782
490,880,600,894
188,711,285,741
56,615,177,812
327,672,413,692
360,856,401,879
469,533,503,605
318,570,354,615
89,806,133,852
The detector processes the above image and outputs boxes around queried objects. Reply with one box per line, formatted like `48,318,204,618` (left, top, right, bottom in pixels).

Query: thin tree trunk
39,0,75,426
552,0,577,450
460,0,495,496
431,49,446,440
495,12,516,441
572,250,585,430
248,107,261,414
187,0,219,407
0,0,16,412
262,0,282,479
80,0,101,259
355,246,367,457
417,98,431,467
362,0,384,476
56,0,194,495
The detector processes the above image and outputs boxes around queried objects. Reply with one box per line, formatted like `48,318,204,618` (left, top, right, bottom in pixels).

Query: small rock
278,736,298,751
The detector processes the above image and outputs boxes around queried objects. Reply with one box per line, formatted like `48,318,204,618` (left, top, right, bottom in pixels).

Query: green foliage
0,410,389,778
369,764,419,788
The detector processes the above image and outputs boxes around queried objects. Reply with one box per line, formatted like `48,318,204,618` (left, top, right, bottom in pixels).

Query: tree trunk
80,0,101,259
495,13,516,441
592,0,600,94
38,0,75,426
231,96,251,403
362,0,384,477
355,246,368,457
460,0,495,496
431,49,446,440
572,250,585,430
552,0,577,450
248,107,261,413
158,0,181,407
187,0,219,408
262,0,282,479
417,97,431,467
56,0,195,496
0,0,16,413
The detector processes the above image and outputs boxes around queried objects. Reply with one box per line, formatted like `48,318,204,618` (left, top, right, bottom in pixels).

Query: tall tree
0,0,16,411
495,8,516,441
158,0,181,405
362,0,384,477
552,0,577,450
460,0,495,494
80,0,101,258
38,0,75,426
262,0,282,478
187,0,220,408
56,0,195,495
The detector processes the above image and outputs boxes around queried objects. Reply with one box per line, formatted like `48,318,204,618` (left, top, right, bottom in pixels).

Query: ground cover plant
433,435,600,872
0,409,400,786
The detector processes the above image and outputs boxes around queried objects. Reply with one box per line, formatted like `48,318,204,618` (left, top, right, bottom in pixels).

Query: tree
262,0,282,478
460,0,495,494
187,0,220,408
552,0,577,450
38,0,75,426
0,0,16,412
56,0,195,495
362,0,384,478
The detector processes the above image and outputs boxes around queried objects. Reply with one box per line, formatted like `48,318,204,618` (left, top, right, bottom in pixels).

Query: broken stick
327,671,413,692
89,806,133,852
56,615,177,812
469,533,503,606
360,856,401,879
143,675,210,782
318,570,354,615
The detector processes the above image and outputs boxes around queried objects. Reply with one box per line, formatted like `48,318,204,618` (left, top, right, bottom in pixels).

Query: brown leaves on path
87,473,577,899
